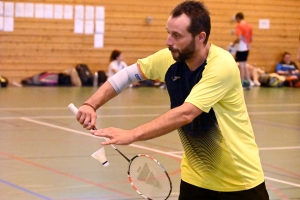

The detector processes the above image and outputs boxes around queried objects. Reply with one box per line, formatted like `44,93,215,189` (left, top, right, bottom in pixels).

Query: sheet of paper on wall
15,3,25,17
0,2,3,16
35,4,44,18
0,16,3,31
259,19,270,29
63,5,72,20
94,34,104,48
95,6,105,20
85,20,94,34
54,4,63,19
4,2,14,17
3,17,13,31
74,19,83,34
95,20,104,34
85,5,94,20
44,4,53,19
75,5,84,20
24,3,34,18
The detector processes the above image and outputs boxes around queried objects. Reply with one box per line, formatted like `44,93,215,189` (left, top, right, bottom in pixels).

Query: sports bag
75,64,93,86
0,75,9,87
97,70,107,86
21,72,58,86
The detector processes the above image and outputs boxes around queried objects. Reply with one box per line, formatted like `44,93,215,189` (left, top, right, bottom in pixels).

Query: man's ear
198,32,206,42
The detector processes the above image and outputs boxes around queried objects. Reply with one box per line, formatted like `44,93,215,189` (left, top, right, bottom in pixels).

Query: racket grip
68,103,78,116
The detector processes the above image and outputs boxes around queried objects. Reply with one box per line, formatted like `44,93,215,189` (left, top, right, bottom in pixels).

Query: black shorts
235,51,249,62
178,180,269,200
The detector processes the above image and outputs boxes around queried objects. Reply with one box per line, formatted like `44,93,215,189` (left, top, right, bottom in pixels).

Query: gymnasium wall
0,0,299,83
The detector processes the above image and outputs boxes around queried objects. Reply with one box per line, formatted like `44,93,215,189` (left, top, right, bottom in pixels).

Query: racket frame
127,154,172,200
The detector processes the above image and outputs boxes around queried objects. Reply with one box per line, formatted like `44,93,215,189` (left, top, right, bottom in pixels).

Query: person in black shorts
232,12,253,90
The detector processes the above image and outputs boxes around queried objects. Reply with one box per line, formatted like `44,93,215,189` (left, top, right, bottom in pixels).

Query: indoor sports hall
1,0,300,199
0,86,300,200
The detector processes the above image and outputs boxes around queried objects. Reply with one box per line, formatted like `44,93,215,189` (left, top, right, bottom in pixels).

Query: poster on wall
85,20,94,34
4,2,14,17
24,3,34,18
63,5,73,19
95,20,104,34
94,34,103,48
74,5,84,19
3,17,13,31
0,1,3,16
85,5,94,20
95,6,104,20
44,4,53,19
15,3,25,17
54,4,63,19
74,19,83,34
35,3,44,18
0,16,3,31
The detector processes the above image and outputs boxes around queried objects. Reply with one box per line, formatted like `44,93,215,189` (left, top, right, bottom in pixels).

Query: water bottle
93,72,98,87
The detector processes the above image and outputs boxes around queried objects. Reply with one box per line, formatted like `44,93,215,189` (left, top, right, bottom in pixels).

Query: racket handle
68,103,78,115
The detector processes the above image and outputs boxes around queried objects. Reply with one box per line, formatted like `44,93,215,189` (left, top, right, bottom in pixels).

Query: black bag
58,73,72,86
0,75,9,87
75,64,93,86
97,70,107,86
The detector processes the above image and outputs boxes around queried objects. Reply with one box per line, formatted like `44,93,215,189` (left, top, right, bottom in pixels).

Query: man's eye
173,34,179,38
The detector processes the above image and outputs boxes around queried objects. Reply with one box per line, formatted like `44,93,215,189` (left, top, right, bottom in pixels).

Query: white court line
249,111,300,115
20,117,300,188
1,109,300,121
264,177,300,188
1,103,299,111
0,105,169,111
260,146,300,150
247,104,300,107
0,114,161,120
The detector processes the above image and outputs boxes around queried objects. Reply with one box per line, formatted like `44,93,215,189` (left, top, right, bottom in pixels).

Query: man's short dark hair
171,1,211,44
235,12,244,20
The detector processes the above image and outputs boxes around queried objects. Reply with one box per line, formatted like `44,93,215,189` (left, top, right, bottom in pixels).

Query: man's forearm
132,103,202,142
85,81,118,110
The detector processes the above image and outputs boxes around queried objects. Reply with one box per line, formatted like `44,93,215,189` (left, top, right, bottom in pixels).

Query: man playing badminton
76,1,269,199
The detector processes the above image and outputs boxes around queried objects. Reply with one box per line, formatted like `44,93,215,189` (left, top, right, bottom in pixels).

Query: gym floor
0,86,299,200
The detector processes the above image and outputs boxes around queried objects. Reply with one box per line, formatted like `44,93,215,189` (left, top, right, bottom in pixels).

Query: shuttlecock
91,147,109,167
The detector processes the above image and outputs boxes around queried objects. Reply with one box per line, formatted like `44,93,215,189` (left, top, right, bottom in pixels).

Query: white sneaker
253,80,261,86
249,80,255,87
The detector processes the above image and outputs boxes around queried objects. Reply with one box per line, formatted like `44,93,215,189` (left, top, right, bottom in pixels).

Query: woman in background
107,50,128,78
276,52,299,78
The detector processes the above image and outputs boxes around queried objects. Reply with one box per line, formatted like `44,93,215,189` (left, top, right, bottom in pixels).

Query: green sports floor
0,86,299,200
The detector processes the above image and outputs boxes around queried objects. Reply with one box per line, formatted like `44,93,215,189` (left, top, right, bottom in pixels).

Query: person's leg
178,180,218,200
219,182,269,200
236,52,251,90
247,63,261,86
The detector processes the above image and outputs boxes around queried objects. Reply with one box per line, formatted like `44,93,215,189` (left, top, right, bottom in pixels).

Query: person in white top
107,50,128,78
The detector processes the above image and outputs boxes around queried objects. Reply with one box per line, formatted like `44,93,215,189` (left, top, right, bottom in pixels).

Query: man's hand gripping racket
68,103,172,200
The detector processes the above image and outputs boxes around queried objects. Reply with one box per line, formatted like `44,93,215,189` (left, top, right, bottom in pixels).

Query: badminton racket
68,103,172,200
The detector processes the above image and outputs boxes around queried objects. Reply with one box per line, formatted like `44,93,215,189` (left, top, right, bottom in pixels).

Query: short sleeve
137,48,175,82
185,53,239,113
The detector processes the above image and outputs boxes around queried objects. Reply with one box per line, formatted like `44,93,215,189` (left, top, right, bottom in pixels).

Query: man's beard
169,39,195,62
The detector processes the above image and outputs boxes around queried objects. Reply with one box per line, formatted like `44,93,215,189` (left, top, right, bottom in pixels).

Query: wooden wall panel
0,0,299,83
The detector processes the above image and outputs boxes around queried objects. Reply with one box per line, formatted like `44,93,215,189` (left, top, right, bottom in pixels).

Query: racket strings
128,155,171,199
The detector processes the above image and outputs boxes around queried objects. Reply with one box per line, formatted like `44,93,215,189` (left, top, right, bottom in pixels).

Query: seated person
107,50,128,78
276,52,299,78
